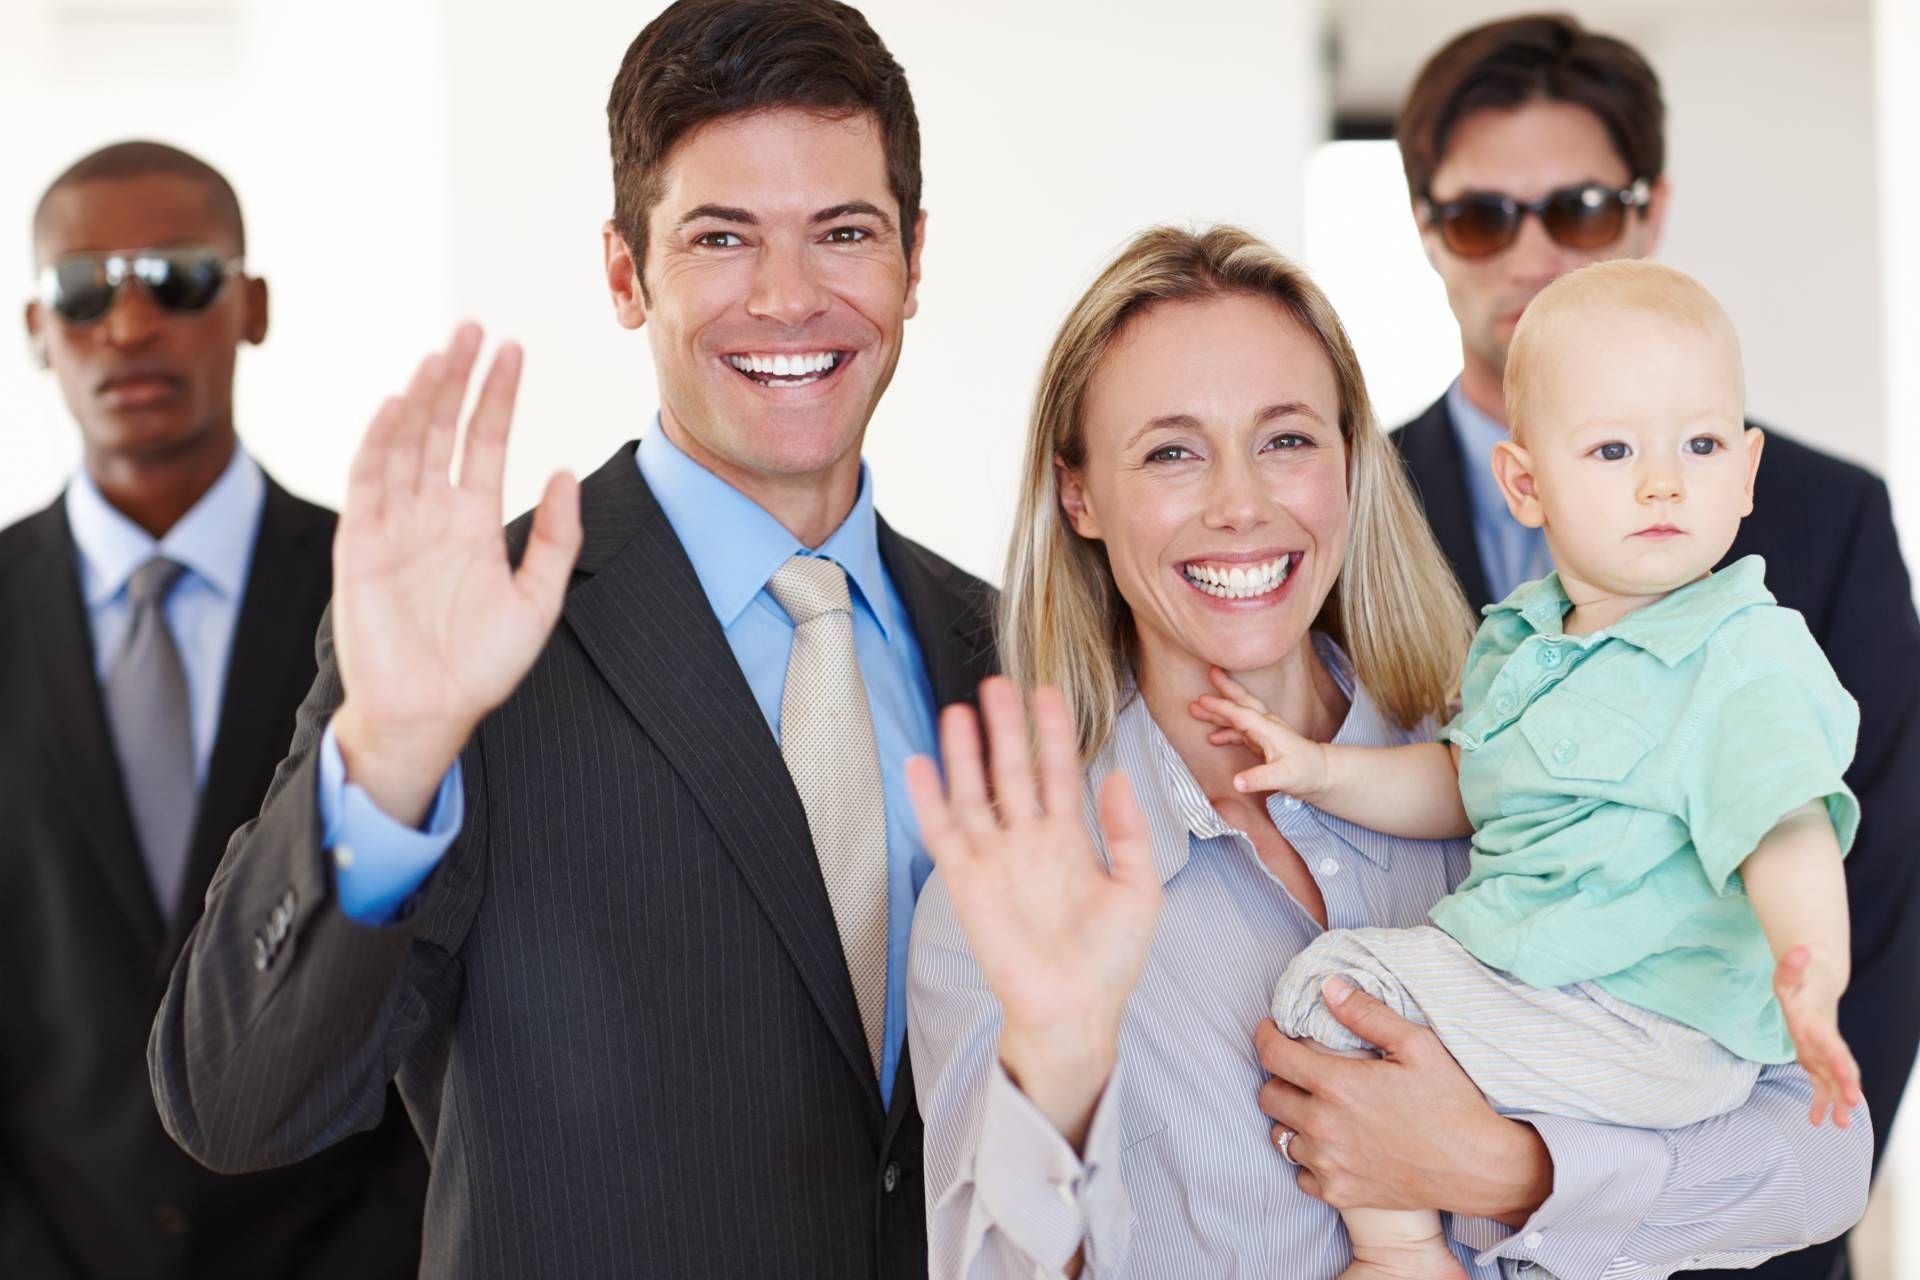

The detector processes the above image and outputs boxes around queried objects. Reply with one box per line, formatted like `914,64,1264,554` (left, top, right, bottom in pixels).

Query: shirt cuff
317,718,462,924
1451,1114,1669,1275
972,1058,1130,1277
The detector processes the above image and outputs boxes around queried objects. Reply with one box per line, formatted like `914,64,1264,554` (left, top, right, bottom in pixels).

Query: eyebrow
675,204,757,229
811,201,894,233
672,201,896,233
1570,408,1743,432
1123,402,1325,452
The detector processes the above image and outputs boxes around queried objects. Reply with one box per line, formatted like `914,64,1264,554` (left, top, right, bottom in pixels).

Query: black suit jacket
0,475,427,1279
150,443,998,1279
1395,396,1920,1280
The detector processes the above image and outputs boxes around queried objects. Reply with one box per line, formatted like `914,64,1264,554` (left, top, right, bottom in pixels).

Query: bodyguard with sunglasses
1389,19,1920,1279
0,141,427,1279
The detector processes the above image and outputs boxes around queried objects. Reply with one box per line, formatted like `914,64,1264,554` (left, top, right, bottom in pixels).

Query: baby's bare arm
1193,669,1473,840
1742,801,1862,1125
1312,740,1473,839
1742,802,1850,982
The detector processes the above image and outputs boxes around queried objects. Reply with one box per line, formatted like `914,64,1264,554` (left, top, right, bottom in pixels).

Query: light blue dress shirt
1447,379,1552,603
65,446,265,785
321,423,940,1105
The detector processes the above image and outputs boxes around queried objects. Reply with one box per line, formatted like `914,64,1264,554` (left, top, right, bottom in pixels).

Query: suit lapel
877,517,995,712
557,446,879,1104
164,479,331,959
18,502,165,950
1395,396,1493,611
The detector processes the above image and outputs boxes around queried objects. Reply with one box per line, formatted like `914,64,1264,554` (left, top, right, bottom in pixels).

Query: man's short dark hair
606,0,921,282
33,140,246,254
1395,14,1664,201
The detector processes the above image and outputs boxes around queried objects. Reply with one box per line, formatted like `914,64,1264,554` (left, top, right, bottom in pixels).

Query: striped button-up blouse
908,636,1869,1279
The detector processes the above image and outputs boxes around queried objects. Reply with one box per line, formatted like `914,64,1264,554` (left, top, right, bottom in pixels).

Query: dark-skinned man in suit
1387,20,1920,1279
2,141,427,1279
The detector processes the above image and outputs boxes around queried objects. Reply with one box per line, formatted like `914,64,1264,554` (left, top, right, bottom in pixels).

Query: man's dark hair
33,140,246,253
1395,14,1664,201
606,0,921,286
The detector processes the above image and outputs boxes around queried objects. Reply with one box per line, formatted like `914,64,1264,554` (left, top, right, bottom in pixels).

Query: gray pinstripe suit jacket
149,442,997,1279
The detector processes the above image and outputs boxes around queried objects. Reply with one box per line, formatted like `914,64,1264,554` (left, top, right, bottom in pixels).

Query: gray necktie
103,556,197,918
766,556,889,1076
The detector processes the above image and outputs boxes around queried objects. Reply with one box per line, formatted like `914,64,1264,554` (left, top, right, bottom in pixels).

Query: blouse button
1552,737,1578,764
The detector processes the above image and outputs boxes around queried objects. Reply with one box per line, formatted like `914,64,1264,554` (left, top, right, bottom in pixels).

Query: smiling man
1387,18,1920,1279
1,142,427,1279
149,5,994,1278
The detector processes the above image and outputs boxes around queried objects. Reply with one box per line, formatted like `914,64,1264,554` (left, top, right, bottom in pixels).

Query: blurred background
3,0,1914,1272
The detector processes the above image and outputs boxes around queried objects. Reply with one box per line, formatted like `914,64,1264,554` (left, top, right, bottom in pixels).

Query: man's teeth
726,352,842,382
1181,555,1295,599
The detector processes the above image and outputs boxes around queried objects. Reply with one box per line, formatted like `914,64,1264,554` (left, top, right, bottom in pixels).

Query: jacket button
883,1161,901,1194
154,1203,190,1236
253,935,271,972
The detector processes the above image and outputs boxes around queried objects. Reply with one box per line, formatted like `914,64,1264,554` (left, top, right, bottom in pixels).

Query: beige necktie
765,556,889,1076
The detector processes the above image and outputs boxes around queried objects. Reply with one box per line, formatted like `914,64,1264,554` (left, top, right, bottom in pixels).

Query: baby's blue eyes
1588,437,1723,461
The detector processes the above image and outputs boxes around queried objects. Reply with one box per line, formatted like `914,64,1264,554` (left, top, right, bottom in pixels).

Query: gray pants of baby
1271,925,1761,1128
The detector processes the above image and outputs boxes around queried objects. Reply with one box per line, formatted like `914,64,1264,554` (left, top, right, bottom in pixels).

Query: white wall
0,0,451,526
0,0,1327,583
1656,9,1882,468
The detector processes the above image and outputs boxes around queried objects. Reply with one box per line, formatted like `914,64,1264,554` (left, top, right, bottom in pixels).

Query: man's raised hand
331,323,582,826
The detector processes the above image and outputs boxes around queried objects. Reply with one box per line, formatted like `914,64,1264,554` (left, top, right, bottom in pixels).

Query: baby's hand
1189,667,1330,801
1774,946,1863,1127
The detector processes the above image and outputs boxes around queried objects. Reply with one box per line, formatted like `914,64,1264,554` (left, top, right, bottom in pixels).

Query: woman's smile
1178,550,1303,603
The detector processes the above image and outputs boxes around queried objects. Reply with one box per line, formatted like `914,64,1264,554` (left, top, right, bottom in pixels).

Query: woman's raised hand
331,323,582,827
1190,666,1330,802
905,677,1161,1147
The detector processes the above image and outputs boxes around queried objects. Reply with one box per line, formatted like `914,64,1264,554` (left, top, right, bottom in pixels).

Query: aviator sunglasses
36,245,243,325
1419,178,1652,259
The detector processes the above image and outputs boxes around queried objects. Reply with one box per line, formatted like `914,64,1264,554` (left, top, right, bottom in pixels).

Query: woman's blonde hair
1001,224,1474,757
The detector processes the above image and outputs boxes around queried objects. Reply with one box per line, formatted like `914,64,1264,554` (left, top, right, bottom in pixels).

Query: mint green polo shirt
1429,556,1859,1064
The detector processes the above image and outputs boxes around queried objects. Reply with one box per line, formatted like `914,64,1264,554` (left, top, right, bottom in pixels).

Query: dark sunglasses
35,246,243,325
1419,179,1652,259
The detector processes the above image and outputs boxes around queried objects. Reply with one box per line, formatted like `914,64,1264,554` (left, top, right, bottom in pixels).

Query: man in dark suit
1387,19,1920,1277
150,4,994,1276
2,143,427,1277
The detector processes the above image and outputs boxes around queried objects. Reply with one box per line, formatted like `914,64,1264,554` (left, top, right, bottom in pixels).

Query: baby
1193,259,1862,1280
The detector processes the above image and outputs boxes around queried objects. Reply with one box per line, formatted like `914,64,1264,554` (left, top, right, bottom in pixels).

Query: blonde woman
904,226,1869,1279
